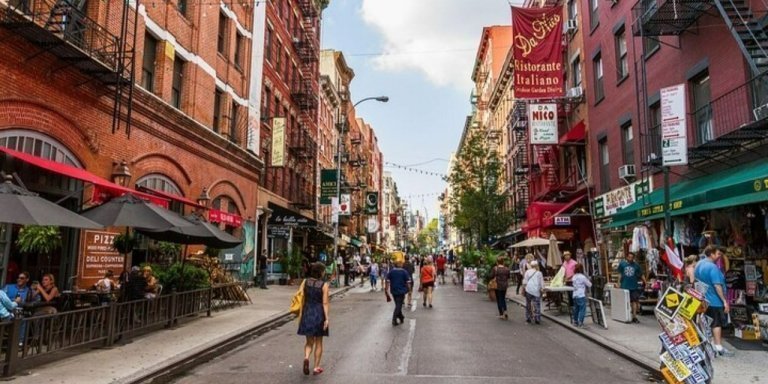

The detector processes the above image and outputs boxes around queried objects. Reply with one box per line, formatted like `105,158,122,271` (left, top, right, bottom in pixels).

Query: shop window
141,32,157,92
599,138,610,192
171,56,184,109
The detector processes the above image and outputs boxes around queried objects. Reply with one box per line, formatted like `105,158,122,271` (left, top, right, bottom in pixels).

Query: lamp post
334,96,388,286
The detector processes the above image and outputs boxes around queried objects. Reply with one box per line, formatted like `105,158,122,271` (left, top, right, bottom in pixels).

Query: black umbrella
80,194,192,229
137,213,242,249
0,175,102,228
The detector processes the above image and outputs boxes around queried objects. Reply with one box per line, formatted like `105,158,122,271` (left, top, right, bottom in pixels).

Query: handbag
289,279,306,315
488,278,498,290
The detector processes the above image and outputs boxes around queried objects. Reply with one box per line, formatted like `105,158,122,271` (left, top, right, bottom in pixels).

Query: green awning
350,238,363,248
609,159,768,225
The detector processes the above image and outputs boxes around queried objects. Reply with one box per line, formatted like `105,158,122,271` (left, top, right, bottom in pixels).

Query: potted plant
283,247,304,284
112,232,138,255
16,225,62,273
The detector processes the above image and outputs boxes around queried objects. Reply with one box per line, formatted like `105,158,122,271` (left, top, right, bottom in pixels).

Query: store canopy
542,194,588,228
609,159,768,226
559,121,586,145
0,146,167,206
350,238,363,248
267,202,317,227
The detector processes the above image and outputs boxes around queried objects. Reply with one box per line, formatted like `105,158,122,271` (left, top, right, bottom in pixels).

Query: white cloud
360,0,512,90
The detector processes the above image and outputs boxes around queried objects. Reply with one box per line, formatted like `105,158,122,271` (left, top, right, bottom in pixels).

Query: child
522,259,544,324
571,264,592,327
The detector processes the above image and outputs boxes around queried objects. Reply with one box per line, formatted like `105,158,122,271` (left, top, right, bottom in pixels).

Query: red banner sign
389,214,398,226
512,6,565,99
209,209,243,227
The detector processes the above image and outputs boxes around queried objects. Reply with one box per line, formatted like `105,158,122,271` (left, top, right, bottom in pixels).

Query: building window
589,0,599,30
136,174,184,214
691,71,713,144
213,89,223,133
644,37,660,57
234,32,244,70
229,101,239,143
622,123,634,166
177,0,187,16
141,32,157,92
568,0,578,21
263,88,271,118
593,53,604,102
218,11,228,55
275,40,282,74
599,138,610,191
171,56,184,109
265,27,273,64
615,28,628,80
648,102,662,164
571,55,582,88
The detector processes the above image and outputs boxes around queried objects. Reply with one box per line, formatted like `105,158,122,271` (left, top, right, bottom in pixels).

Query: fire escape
1,0,137,136
290,0,321,211
633,0,768,170
511,101,530,225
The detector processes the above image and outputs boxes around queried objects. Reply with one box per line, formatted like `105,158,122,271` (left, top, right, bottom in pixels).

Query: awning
136,186,206,209
350,237,363,248
559,121,586,145
542,194,588,228
610,159,768,225
525,201,566,232
0,146,167,206
267,202,317,227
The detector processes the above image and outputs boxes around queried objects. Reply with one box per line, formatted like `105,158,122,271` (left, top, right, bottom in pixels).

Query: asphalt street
167,281,654,384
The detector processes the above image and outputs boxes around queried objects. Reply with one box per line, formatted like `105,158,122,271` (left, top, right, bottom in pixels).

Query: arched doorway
134,174,185,265
0,129,84,287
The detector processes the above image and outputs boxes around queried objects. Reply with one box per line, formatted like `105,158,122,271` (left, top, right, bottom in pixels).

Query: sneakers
535,320,540,325
631,317,640,323
428,304,433,308
716,347,735,357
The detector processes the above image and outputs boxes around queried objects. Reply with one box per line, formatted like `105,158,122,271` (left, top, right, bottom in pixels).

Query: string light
384,161,447,178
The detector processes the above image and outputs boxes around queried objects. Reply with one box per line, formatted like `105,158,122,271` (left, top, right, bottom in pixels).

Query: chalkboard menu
588,298,608,329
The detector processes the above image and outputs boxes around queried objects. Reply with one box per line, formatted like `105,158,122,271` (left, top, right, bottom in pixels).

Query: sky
321,0,513,221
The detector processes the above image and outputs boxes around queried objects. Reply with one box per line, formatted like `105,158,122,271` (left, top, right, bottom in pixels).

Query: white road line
398,319,416,376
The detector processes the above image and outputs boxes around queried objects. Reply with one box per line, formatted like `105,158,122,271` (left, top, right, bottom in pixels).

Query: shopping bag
289,279,306,315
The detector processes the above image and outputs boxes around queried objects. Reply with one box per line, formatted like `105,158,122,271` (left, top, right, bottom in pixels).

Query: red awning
542,194,589,228
525,201,566,232
136,186,207,209
559,121,586,144
0,146,167,206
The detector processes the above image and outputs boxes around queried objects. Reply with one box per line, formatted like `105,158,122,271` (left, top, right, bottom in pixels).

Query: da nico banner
364,191,378,215
320,169,337,205
511,6,565,99
271,117,286,167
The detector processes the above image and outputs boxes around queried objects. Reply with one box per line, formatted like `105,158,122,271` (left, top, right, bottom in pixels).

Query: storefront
266,202,317,260
604,159,768,341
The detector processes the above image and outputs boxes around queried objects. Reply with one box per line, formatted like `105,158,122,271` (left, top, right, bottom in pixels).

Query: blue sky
321,0,512,220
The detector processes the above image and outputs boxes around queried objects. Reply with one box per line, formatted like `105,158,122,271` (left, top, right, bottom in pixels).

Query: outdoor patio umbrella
80,193,191,229
510,237,550,248
546,233,563,267
136,213,242,249
0,175,102,229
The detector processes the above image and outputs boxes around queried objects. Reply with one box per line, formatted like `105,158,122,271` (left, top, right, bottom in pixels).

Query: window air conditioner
566,86,583,98
566,19,578,33
619,164,636,180
753,103,768,121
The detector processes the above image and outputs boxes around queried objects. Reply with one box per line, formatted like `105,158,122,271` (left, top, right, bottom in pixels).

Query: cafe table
543,285,574,314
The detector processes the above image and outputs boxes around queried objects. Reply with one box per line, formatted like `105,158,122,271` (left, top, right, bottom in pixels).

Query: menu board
588,297,608,329
77,230,123,289
463,268,478,292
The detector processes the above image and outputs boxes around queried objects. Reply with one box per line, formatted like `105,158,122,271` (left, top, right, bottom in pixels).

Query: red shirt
436,257,447,270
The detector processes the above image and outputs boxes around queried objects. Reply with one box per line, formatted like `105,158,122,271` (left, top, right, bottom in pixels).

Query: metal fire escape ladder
111,0,138,137
511,100,529,222
713,0,768,75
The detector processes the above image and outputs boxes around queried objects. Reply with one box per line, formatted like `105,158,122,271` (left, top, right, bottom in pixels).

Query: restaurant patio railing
0,282,249,376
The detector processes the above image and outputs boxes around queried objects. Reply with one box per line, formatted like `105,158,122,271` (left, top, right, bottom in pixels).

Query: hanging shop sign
661,84,688,166
594,179,653,219
366,217,379,233
267,203,317,227
320,169,337,205
339,194,351,215
331,197,339,224
553,216,571,226
208,209,243,227
389,213,398,226
364,191,379,215
271,117,286,167
528,104,559,144
78,230,124,290
511,6,565,99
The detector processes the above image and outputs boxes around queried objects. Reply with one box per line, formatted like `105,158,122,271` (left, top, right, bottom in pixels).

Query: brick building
0,0,261,287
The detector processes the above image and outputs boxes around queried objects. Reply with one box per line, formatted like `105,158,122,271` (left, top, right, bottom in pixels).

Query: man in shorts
695,245,733,356
618,252,645,323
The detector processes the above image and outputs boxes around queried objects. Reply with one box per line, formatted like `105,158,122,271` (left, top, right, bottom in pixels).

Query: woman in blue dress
298,262,330,375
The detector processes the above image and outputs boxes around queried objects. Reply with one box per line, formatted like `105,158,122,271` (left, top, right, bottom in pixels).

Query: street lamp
334,96,388,286
111,160,131,187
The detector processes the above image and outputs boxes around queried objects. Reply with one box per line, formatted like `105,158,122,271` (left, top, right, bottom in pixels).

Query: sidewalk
12,284,353,384
506,292,767,383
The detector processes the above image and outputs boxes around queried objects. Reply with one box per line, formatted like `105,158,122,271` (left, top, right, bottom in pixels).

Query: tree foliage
416,218,439,253
448,129,511,249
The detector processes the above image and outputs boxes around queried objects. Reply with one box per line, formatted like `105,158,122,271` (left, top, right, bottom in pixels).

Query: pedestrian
380,260,390,291
489,256,511,320
617,252,645,323
258,249,270,289
298,262,330,375
122,266,147,302
385,259,412,326
523,259,544,324
684,255,697,288
369,262,379,291
562,251,577,308
436,254,447,284
403,257,415,307
694,245,733,357
571,264,592,327
420,257,436,308
513,254,524,295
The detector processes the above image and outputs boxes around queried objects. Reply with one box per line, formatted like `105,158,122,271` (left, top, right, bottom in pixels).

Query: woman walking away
571,264,592,327
298,262,330,376
490,256,511,320
522,259,544,324
420,257,436,308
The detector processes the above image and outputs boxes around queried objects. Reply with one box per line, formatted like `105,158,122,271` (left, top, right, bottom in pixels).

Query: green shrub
146,262,210,292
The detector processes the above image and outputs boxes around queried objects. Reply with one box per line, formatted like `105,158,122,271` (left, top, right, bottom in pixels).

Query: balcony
289,129,317,160
1,0,128,84
687,71,768,164
632,0,712,37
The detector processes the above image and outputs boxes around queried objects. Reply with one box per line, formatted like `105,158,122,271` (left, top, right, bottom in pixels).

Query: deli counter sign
554,216,571,226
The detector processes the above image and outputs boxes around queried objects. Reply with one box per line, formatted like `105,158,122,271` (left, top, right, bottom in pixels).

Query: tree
448,128,511,249
416,218,439,253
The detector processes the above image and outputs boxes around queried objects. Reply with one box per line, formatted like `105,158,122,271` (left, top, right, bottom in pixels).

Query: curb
125,285,355,384
507,296,662,378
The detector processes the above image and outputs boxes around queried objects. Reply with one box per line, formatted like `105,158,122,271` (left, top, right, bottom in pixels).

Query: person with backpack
385,260,412,326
